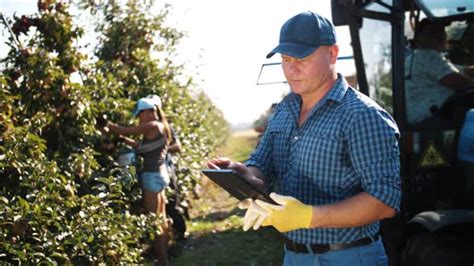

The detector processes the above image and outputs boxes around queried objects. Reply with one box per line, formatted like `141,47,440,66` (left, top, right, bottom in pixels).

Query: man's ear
329,44,339,63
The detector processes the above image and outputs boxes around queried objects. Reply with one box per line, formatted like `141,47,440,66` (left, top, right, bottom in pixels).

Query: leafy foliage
0,0,228,263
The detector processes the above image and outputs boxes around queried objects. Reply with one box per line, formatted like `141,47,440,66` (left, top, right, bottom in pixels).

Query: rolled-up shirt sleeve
347,107,401,211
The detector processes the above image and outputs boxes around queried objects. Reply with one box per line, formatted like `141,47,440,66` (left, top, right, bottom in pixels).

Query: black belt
284,234,379,254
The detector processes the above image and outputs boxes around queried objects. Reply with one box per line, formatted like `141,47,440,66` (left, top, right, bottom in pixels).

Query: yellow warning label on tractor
419,142,448,168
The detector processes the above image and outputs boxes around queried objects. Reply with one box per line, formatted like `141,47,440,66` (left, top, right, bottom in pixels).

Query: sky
1,0,353,127
161,0,353,127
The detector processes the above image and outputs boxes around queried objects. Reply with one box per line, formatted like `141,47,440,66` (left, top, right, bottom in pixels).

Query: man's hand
242,193,313,233
207,157,232,169
207,158,265,190
239,198,269,231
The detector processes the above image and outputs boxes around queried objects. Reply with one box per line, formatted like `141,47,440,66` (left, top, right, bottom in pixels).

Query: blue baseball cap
266,11,336,59
132,95,162,116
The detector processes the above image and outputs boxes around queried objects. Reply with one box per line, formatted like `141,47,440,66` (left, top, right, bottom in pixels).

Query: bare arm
440,72,474,90
117,135,139,149
107,121,161,137
311,192,396,228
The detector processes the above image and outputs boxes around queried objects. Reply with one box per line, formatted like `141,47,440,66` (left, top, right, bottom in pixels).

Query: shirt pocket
268,125,291,175
301,130,346,187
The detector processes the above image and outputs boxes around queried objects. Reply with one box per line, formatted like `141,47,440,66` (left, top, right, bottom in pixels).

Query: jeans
140,171,170,193
283,239,388,266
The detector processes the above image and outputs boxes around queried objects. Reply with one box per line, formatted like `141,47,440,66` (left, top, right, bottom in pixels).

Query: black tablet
201,169,277,205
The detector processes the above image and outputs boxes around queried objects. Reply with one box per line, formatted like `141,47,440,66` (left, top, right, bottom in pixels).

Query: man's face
281,45,338,97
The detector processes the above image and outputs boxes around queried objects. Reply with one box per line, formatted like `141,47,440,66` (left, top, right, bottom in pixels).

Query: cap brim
266,42,318,59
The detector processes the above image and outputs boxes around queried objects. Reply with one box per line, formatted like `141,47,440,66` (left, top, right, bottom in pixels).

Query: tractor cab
332,0,474,265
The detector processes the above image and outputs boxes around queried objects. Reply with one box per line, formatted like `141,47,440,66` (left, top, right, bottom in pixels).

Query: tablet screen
201,169,277,205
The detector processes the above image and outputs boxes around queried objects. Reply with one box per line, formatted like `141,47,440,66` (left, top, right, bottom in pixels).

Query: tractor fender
408,209,474,232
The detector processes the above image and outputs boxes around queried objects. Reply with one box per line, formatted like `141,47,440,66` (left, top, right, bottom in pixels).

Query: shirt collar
281,74,350,126
324,73,349,103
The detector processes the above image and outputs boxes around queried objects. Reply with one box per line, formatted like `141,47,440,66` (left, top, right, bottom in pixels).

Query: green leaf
0,196,9,205
50,252,67,260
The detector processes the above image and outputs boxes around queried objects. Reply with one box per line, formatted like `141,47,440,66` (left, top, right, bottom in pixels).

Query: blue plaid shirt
246,75,400,244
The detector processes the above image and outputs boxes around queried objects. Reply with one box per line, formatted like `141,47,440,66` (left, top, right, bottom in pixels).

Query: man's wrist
310,205,326,228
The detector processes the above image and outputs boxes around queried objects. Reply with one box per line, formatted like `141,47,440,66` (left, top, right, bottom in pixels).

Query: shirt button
293,136,299,141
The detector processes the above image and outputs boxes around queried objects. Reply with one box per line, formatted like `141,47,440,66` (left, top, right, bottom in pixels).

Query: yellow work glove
239,198,269,231
255,193,313,233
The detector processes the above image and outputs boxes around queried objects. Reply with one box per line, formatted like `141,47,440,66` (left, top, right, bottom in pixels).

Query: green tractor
331,0,474,265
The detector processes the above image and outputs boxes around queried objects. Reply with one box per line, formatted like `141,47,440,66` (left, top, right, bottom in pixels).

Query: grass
169,130,284,265
216,130,261,162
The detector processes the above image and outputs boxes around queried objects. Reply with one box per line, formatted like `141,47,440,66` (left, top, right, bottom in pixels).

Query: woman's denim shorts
139,171,170,193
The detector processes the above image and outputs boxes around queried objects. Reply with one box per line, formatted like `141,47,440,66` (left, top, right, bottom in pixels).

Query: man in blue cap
208,11,400,265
